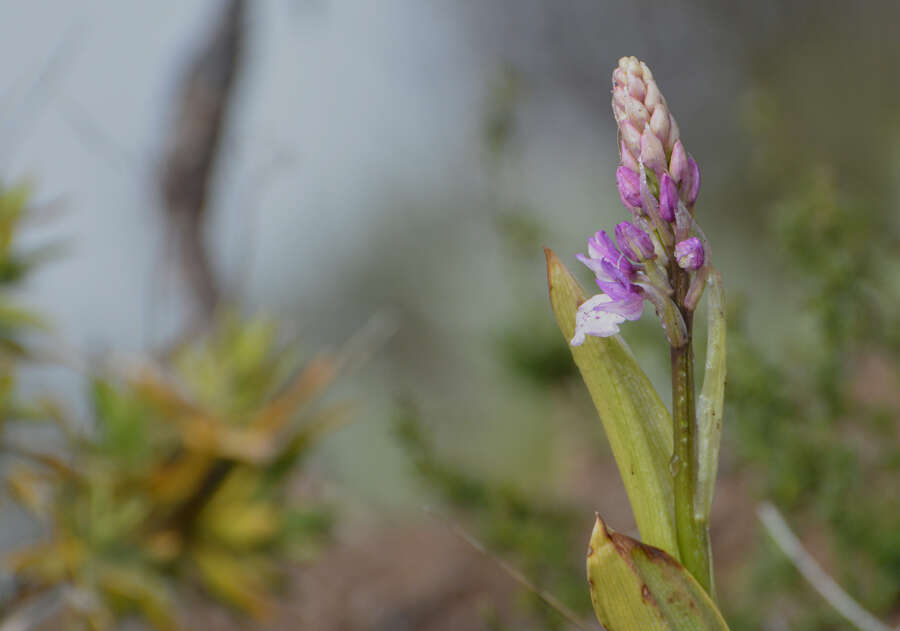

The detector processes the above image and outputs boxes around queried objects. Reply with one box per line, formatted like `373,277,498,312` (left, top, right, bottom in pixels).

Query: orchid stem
670,267,713,596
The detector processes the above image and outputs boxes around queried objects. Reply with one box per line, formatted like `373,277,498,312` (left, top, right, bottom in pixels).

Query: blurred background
0,1,899,629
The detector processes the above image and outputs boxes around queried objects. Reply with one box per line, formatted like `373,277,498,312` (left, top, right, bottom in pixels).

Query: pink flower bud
644,80,663,111
640,126,666,171
627,75,646,101
675,237,704,270
616,166,642,209
620,140,640,172
669,140,687,183
620,56,641,74
620,120,642,157
658,172,678,222
629,101,651,128
649,107,670,148
666,113,680,152
679,156,701,206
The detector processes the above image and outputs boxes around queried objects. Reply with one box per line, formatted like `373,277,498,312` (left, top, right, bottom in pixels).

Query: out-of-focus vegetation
722,77,900,627
394,404,587,629
0,187,345,630
0,182,51,413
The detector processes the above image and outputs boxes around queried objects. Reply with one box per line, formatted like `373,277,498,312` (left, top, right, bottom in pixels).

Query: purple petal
596,278,633,300
615,221,655,261
587,231,620,262
593,291,644,321
599,257,636,283
576,252,608,276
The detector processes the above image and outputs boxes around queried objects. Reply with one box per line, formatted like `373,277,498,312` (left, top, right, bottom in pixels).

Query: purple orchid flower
571,231,645,345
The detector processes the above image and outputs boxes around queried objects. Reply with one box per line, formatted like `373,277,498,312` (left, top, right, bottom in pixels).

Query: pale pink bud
649,107,671,149
627,75,646,101
620,140,640,172
621,120,642,157
644,80,663,111
620,56,641,74
640,126,666,171
628,101,651,128
666,113,680,152
679,156,701,206
669,140,687,183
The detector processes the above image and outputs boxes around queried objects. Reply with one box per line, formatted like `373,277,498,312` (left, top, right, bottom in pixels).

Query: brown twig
160,0,247,338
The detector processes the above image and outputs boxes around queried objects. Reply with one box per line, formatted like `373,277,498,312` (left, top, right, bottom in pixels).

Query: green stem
670,268,713,595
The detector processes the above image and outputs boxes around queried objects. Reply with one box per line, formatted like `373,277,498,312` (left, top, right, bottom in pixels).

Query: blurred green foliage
0,181,51,419
725,126,900,625
4,316,342,629
393,402,590,629
0,184,345,629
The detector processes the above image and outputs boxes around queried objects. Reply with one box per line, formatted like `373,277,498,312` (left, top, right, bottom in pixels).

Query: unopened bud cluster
613,57,700,215
572,57,711,348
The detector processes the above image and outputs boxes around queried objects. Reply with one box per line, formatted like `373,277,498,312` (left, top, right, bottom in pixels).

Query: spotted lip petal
571,295,628,345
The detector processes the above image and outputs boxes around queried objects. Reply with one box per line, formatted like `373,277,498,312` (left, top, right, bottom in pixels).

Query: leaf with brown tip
587,516,730,631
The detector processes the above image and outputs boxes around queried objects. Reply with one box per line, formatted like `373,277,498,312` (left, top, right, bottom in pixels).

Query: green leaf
587,516,730,631
695,270,726,523
545,248,677,557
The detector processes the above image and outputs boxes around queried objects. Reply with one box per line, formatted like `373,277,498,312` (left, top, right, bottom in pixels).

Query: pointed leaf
587,516,730,631
546,248,677,557
587,518,669,631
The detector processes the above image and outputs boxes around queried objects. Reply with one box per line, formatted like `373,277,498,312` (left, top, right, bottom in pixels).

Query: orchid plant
546,57,729,630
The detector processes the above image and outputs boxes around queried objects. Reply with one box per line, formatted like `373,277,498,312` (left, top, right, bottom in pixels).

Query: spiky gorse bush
0,182,53,411
546,57,729,630
3,309,344,629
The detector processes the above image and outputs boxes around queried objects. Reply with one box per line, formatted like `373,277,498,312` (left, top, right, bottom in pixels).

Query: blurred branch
757,502,892,631
160,0,247,334
0,21,88,170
